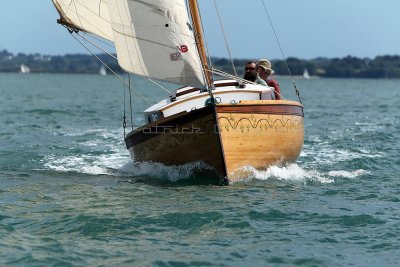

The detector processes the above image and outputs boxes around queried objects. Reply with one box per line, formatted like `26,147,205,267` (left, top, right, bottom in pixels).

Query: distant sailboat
20,64,30,74
99,65,107,76
303,69,310,79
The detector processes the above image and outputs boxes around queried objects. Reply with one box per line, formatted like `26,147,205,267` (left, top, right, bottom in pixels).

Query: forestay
108,0,206,88
52,0,114,41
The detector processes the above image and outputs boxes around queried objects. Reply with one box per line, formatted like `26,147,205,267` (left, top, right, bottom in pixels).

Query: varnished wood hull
125,100,304,183
216,100,304,181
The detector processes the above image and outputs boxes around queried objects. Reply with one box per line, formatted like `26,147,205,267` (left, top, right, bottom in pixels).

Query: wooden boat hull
125,100,304,183
216,100,304,181
125,107,226,180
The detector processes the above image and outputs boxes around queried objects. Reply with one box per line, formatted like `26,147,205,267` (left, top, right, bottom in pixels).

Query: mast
188,0,213,88
188,0,227,182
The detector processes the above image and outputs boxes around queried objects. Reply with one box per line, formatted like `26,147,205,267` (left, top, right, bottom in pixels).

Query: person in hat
257,59,281,100
243,60,267,86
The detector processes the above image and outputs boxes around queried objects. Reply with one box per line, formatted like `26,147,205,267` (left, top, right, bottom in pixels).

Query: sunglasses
245,67,255,71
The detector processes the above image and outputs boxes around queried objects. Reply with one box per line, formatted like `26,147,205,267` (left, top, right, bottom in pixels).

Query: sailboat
52,0,304,184
99,65,107,76
303,68,310,79
20,64,31,74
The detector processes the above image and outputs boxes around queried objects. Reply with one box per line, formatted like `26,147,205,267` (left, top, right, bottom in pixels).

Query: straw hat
258,59,274,75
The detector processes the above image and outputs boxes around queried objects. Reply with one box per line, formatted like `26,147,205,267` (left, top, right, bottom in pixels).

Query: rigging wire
67,29,152,106
211,0,238,77
260,0,302,104
128,74,134,131
208,68,249,84
123,74,127,136
76,32,171,94
84,32,115,49
77,32,117,60
145,78,171,94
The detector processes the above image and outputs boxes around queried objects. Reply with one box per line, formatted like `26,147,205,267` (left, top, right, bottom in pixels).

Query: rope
212,0,238,77
260,0,302,104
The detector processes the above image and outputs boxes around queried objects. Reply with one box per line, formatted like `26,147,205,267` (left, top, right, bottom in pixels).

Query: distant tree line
1,49,400,78
0,50,121,74
216,55,400,79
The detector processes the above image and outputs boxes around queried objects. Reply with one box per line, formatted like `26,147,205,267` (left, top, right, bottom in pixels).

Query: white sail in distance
52,0,113,41
107,0,206,87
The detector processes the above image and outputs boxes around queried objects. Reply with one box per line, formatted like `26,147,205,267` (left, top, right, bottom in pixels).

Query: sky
0,0,399,60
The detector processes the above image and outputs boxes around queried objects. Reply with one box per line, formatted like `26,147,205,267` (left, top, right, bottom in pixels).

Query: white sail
99,65,107,76
303,68,310,79
107,0,206,87
52,0,113,41
20,64,30,74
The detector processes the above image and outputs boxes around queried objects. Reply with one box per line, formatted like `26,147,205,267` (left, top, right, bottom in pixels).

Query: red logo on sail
177,45,188,53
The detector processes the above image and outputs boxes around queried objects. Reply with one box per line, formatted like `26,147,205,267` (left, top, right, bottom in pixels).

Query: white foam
43,149,216,182
43,126,133,175
54,128,116,137
43,143,130,176
80,165,110,175
233,164,334,184
328,169,370,178
43,126,373,183
44,155,112,175
44,150,370,185
231,164,371,184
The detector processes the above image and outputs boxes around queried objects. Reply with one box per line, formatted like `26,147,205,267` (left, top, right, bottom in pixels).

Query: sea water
0,73,399,266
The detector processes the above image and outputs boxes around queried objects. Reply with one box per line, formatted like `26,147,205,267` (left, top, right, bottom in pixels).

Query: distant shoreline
1,50,400,78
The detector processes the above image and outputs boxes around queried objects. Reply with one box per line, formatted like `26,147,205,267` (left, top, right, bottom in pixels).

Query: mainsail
108,0,206,87
53,0,207,88
52,0,114,41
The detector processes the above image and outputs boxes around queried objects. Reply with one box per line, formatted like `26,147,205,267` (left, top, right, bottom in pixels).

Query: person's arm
274,81,281,100
267,80,281,100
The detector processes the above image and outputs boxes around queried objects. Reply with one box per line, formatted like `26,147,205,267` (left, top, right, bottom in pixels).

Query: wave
228,164,370,184
43,152,370,185
43,127,129,175
43,153,129,176
328,169,370,178
41,126,371,185
43,153,219,184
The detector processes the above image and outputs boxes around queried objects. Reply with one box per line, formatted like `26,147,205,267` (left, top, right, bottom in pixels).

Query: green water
0,73,399,266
